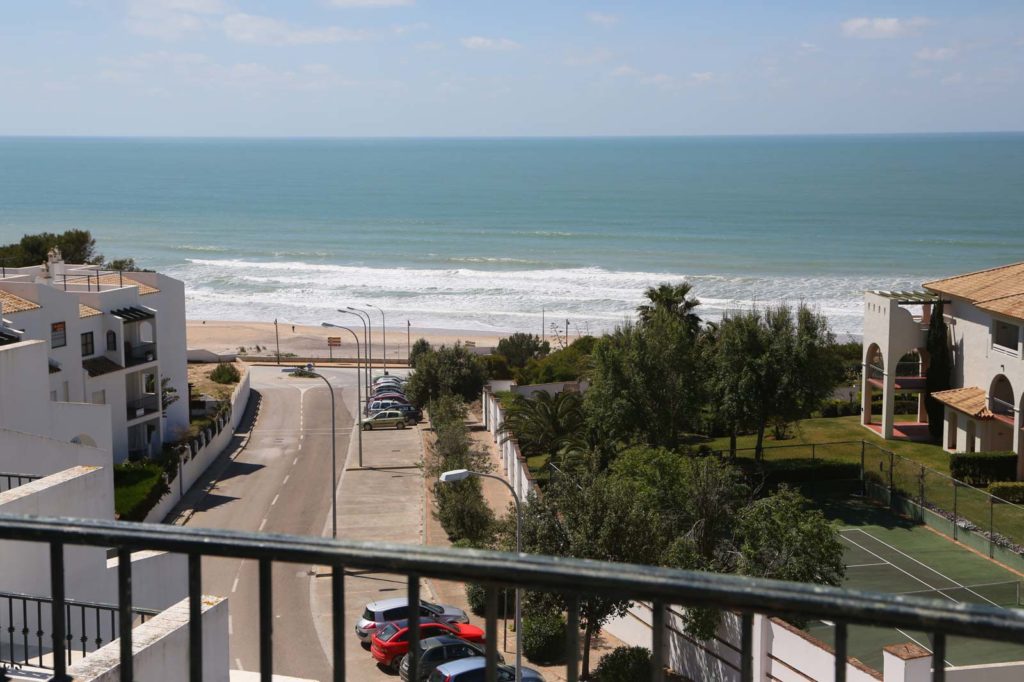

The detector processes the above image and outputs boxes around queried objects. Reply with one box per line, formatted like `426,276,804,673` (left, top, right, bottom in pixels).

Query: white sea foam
169,257,919,337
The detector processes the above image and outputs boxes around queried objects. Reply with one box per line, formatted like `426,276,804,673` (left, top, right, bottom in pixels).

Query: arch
896,349,928,378
990,374,1015,418
106,330,117,352
138,320,155,344
70,434,97,448
865,343,884,377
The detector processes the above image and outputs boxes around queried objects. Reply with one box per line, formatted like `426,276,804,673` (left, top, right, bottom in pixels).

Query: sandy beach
186,319,508,360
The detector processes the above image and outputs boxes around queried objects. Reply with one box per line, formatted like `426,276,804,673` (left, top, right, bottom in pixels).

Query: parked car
356,599,469,643
393,404,423,423
429,658,545,682
374,374,406,387
372,384,406,396
370,392,411,404
400,636,500,682
371,619,486,670
361,409,408,430
365,399,410,415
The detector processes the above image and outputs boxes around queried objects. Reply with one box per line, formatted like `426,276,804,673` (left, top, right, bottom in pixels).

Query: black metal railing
126,396,159,420
0,473,41,494
124,343,157,367
991,395,1015,418
1,514,1024,682
0,590,156,671
58,269,127,293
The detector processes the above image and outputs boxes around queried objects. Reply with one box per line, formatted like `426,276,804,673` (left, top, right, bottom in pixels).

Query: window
81,332,94,357
993,320,1020,352
91,390,106,405
106,330,117,352
51,321,66,348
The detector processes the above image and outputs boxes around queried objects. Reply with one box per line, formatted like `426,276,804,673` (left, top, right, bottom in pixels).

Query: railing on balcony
125,396,159,421
0,473,41,494
866,362,885,381
991,395,1016,419
894,360,925,377
0,590,156,671
1,515,1024,682
124,343,157,368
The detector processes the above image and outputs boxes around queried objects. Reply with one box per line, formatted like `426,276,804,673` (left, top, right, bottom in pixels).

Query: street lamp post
289,364,339,539
366,304,386,372
321,323,364,468
439,469,522,682
340,308,371,400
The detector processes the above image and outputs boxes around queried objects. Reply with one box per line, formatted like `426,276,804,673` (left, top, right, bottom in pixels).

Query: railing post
259,559,272,682
989,497,995,558
565,595,579,682
953,481,958,541
188,554,202,682
834,621,847,682
407,575,420,682
50,543,68,682
484,587,498,682
118,548,133,682
932,633,946,681
332,563,345,682
651,601,666,682
888,451,895,510
740,611,753,682
860,441,866,496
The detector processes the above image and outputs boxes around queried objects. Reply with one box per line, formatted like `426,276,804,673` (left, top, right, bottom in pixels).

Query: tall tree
712,304,840,460
498,390,585,460
405,343,487,406
637,282,702,335
585,311,703,450
497,332,550,369
924,300,952,443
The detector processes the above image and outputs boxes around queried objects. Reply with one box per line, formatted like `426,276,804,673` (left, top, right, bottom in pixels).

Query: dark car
399,635,499,681
393,404,423,423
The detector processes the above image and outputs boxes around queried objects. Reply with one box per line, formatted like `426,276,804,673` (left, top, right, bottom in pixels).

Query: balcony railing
125,396,159,421
124,343,157,368
0,473,41,494
991,395,1016,418
2,515,1024,682
0,590,156,671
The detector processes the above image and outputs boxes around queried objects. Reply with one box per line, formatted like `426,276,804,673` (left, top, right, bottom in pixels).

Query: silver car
355,598,469,643
429,657,545,682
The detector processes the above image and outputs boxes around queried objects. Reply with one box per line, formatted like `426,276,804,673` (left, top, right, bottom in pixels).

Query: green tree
636,282,702,335
405,343,487,406
584,311,703,450
711,304,840,460
498,390,585,460
409,338,432,368
0,229,105,267
516,335,596,384
497,332,550,369
924,300,952,443
106,257,142,272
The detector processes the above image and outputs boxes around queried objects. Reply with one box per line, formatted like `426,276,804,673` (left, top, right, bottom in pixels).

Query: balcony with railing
0,473,41,494
123,342,157,368
125,396,159,422
1,514,1024,682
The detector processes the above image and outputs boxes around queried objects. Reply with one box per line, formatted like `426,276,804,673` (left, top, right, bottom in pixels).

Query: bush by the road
593,646,653,681
521,611,566,665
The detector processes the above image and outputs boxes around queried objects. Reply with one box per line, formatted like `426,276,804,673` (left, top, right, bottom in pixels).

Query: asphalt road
186,366,358,681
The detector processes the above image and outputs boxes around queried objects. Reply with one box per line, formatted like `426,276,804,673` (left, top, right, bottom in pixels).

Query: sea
1,134,1022,339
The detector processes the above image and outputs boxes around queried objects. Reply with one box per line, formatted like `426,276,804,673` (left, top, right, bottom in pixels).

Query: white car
355,598,469,643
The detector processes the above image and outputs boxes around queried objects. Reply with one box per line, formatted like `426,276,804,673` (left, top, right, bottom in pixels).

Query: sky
1,0,1023,137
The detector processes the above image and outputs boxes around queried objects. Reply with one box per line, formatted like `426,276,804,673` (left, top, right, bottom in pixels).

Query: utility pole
407,320,411,364
541,308,545,341
274,318,280,365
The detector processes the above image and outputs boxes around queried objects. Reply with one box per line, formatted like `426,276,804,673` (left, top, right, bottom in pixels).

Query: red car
371,619,486,670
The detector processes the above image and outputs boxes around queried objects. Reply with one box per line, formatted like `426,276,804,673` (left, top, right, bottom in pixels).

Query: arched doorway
989,375,1015,452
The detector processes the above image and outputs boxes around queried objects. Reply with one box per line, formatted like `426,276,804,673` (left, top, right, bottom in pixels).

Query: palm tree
637,281,702,333
498,390,585,461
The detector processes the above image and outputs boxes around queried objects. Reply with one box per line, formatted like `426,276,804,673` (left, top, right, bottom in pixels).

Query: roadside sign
327,337,341,347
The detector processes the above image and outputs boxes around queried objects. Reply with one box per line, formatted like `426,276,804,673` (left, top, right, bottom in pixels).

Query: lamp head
439,469,472,484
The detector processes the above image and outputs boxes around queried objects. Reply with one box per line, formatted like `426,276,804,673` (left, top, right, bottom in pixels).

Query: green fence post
919,466,925,506
989,497,995,559
860,441,866,497
888,451,895,510
953,481,958,542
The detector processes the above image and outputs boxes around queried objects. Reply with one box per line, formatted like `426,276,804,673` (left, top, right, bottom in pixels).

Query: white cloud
125,0,225,41
460,36,520,51
841,17,930,39
586,12,619,27
329,0,414,5
798,42,821,55
609,65,640,77
564,48,613,67
915,47,958,61
688,71,714,84
393,22,429,35
640,73,674,88
610,65,713,90
223,13,367,46
941,71,964,85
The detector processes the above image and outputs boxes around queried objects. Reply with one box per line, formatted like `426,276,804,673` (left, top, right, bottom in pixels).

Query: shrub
210,362,241,384
949,452,1017,486
737,458,861,491
819,399,860,418
434,481,495,545
594,646,653,681
113,462,169,521
465,583,514,618
989,482,1024,504
521,612,565,665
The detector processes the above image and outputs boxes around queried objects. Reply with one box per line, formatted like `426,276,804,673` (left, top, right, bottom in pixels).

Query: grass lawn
113,462,166,520
705,416,953,474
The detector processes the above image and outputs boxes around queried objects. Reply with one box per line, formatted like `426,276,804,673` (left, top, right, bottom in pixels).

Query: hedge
819,400,860,418
949,452,1017,486
594,646,652,681
989,482,1024,504
737,458,861,491
521,612,565,665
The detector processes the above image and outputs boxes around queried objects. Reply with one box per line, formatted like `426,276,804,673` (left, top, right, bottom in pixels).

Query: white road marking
258,518,267,531
271,494,279,506
293,456,299,465
283,475,290,485
846,562,890,568
231,576,240,593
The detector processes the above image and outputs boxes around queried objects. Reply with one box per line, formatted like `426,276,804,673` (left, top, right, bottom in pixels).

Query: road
185,365,358,681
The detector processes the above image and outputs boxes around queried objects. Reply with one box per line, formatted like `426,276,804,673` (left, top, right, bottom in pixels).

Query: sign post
327,336,341,360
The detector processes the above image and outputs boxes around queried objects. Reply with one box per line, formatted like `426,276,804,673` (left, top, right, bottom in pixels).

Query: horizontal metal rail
3,513,1024,681
0,472,41,494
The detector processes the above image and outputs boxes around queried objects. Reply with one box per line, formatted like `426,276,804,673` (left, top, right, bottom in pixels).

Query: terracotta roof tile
924,262,1024,321
930,386,993,419
0,290,41,315
79,304,102,319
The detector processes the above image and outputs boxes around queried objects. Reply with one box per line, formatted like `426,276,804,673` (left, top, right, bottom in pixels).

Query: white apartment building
0,250,188,462
862,262,1024,470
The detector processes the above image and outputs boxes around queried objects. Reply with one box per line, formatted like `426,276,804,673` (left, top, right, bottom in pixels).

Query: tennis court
807,498,1024,672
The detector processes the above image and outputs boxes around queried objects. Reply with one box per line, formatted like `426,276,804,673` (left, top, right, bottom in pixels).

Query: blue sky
2,1,1023,136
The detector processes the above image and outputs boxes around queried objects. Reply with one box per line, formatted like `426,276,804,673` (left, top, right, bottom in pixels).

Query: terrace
1,514,1024,682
